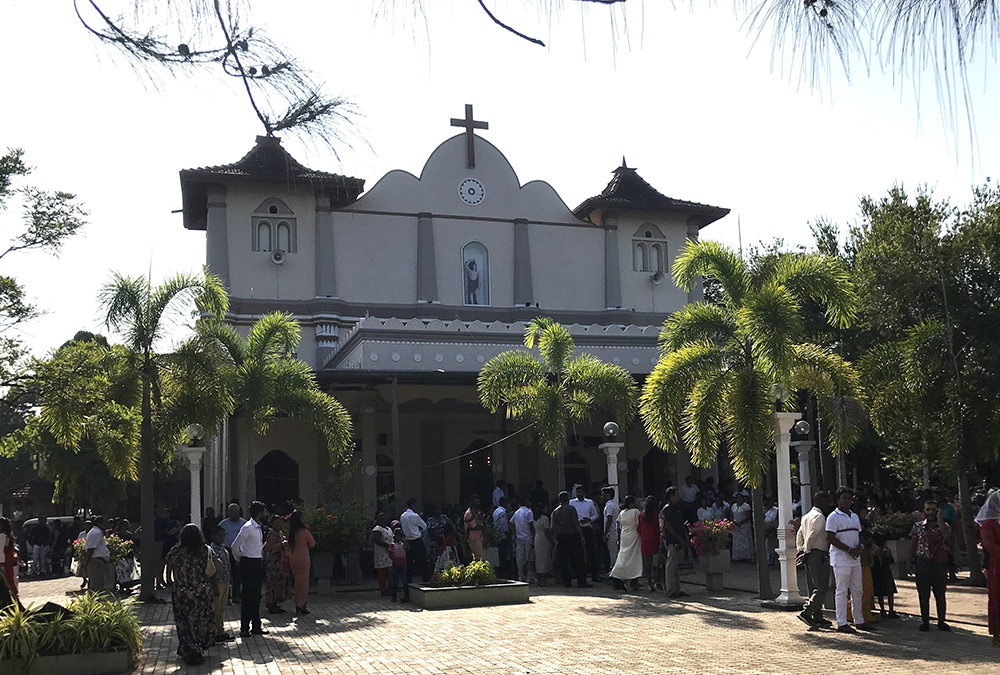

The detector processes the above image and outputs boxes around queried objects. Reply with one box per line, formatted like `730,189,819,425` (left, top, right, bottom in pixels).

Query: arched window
257,221,272,252
462,241,490,306
276,222,291,252
252,199,296,253
632,224,666,273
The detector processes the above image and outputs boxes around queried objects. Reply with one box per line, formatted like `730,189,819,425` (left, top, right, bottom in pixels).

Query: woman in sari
609,496,643,591
533,503,554,586
263,515,291,613
730,493,753,562
287,510,315,615
976,491,1000,645
164,524,216,666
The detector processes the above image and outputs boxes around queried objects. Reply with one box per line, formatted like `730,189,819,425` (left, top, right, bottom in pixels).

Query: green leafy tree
640,240,861,599
98,271,230,601
195,312,355,501
478,317,637,470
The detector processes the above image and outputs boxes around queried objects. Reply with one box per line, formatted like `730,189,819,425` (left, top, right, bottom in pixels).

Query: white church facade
179,107,729,512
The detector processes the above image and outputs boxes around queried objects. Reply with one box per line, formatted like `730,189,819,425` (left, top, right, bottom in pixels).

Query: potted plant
690,519,737,592
0,594,142,675
409,560,529,610
299,500,372,592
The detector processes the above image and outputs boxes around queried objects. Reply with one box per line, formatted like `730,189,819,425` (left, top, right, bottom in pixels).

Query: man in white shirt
679,476,700,521
826,488,871,632
492,480,506,507
764,496,779,566
232,501,267,638
400,498,428,582
509,498,535,582
571,487,602,582
80,516,113,593
796,491,835,628
601,487,620,568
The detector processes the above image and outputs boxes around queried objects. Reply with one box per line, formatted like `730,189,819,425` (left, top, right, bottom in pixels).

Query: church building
179,106,729,513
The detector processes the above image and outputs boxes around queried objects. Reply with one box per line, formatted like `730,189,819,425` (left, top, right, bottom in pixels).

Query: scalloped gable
342,134,586,225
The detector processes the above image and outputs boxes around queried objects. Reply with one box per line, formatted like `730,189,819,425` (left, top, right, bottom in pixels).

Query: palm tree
640,241,861,599
100,270,229,602
478,317,638,486
196,312,354,503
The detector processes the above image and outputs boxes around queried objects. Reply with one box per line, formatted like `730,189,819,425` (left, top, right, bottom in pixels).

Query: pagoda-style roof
180,136,365,230
573,159,729,227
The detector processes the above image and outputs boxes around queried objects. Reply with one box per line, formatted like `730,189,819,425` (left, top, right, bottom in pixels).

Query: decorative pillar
792,440,815,515
315,194,336,297
416,213,438,302
603,214,622,309
599,441,624,498
180,445,207,524
765,412,806,609
206,186,229,288
513,218,533,306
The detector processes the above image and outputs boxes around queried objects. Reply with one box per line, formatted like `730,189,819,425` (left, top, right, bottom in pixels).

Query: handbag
205,546,218,577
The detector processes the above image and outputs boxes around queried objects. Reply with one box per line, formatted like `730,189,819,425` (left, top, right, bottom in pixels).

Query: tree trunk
956,465,986,586
751,483,774,600
138,365,156,602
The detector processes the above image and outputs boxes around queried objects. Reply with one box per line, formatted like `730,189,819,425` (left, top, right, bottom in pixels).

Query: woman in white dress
533,503,554,586
609,496,643,590
730,493,753,562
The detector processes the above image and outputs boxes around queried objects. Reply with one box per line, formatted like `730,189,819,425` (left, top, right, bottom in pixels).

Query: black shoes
938,621,951,631
184,653,206,665
919,623,930,632
837,625,857,634
295,606,310,615
215,633,235,643
796,612,816,627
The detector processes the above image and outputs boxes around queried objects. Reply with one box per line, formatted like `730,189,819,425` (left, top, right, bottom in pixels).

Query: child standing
389,526,410,603
209,526,234,642
872,533,899,618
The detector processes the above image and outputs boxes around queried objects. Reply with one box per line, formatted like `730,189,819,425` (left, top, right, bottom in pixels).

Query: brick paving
15,572,998,674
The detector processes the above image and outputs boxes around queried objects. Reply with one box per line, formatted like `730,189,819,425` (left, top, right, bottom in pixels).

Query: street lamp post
764,412,807,609
791,440,816,515
178,424,206,524
598,421,624,499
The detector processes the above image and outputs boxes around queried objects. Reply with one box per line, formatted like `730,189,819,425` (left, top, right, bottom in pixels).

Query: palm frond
770,253,858,329
737,283,801,381
527,383,567,457
98,273,150,353
195,319,247,365
683,370,733,468
523,317,556,349
245,312,300,362
659,303,738,353
565,354,638,427
723,366,774,488
641,341,725,454
672,240,751,304
146,271,228,348
532,319,574,375
478,350,545,415
89,401,141,481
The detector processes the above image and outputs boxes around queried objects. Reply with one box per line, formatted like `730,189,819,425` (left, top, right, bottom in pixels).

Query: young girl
389,526,410,603
872,533,899,618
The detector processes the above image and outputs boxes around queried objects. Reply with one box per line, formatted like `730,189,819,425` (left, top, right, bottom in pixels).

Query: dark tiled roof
573,159,729,226
180,136,365,230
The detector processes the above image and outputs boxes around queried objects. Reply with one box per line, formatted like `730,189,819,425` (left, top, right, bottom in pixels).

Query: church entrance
255,450,299,513
564,451,590,495
459,440,493,507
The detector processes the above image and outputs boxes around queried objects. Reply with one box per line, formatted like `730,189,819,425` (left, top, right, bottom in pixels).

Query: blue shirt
218,517,246,548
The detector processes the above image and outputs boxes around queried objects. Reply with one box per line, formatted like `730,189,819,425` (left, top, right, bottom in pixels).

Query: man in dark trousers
552,491,592,588
232,501,267,638
796,491,835,628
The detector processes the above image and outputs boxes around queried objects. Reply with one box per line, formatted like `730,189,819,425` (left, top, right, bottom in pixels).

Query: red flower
327,515,333,521
332,516,339,523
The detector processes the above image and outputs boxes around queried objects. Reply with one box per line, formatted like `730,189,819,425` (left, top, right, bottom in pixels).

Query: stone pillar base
705,572,725,593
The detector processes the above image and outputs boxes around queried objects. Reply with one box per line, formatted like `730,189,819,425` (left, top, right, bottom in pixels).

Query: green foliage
478,317,637,457
872,512,917,541
71,534,134,564
430,559,498,587
641,240,862,488
299,499,372,555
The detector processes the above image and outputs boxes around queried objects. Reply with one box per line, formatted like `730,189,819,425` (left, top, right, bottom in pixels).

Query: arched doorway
643,448,666,498
564,451,590,495
459,439,493,506
255,450,299,513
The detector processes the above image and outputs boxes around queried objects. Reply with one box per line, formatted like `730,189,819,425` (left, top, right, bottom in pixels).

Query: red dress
637,514,661,557
980,519,1000,638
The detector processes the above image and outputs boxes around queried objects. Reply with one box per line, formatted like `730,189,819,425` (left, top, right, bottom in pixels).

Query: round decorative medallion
456,354,465,363
435,353,444,363
413,353,422,362
459,178,485,206
392,352,401,362
370,352,378,362
612,357,620,365
476,354,485,364
632,357,640,366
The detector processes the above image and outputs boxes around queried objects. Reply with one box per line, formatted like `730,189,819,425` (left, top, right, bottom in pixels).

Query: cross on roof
450,104,488,169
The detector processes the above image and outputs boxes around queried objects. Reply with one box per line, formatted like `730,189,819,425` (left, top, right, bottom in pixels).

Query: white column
599,442,624,498
792,441,815,515
181,446,207,525
768,412,806,608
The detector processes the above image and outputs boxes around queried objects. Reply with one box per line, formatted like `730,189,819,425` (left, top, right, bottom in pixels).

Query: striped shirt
825,508,861,568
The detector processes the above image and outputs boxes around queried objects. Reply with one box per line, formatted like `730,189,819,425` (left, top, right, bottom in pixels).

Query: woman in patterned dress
371,513,393,595
263,516,291,613
165,524,216,666
424,503,454,571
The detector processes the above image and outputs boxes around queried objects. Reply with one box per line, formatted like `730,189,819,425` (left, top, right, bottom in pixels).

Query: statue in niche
465,259,480,305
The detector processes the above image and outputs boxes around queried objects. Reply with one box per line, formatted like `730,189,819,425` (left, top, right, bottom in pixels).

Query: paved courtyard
16,570,998,675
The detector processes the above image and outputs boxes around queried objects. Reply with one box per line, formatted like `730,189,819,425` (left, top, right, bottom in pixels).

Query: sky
1,0,997,358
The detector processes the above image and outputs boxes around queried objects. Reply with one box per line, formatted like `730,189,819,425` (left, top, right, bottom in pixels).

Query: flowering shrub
689,519,736,557
300,500,372,555
430,560,498,587
71,534,134,564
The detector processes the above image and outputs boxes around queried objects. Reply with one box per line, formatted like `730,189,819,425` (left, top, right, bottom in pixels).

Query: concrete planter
697,552,730,592
312,553,336,595
408,580,530,610
886,539,910,579
0,650,131,675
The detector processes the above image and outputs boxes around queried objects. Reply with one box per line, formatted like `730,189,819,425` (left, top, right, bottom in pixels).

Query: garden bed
0,650,131,675
408,580,530,610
